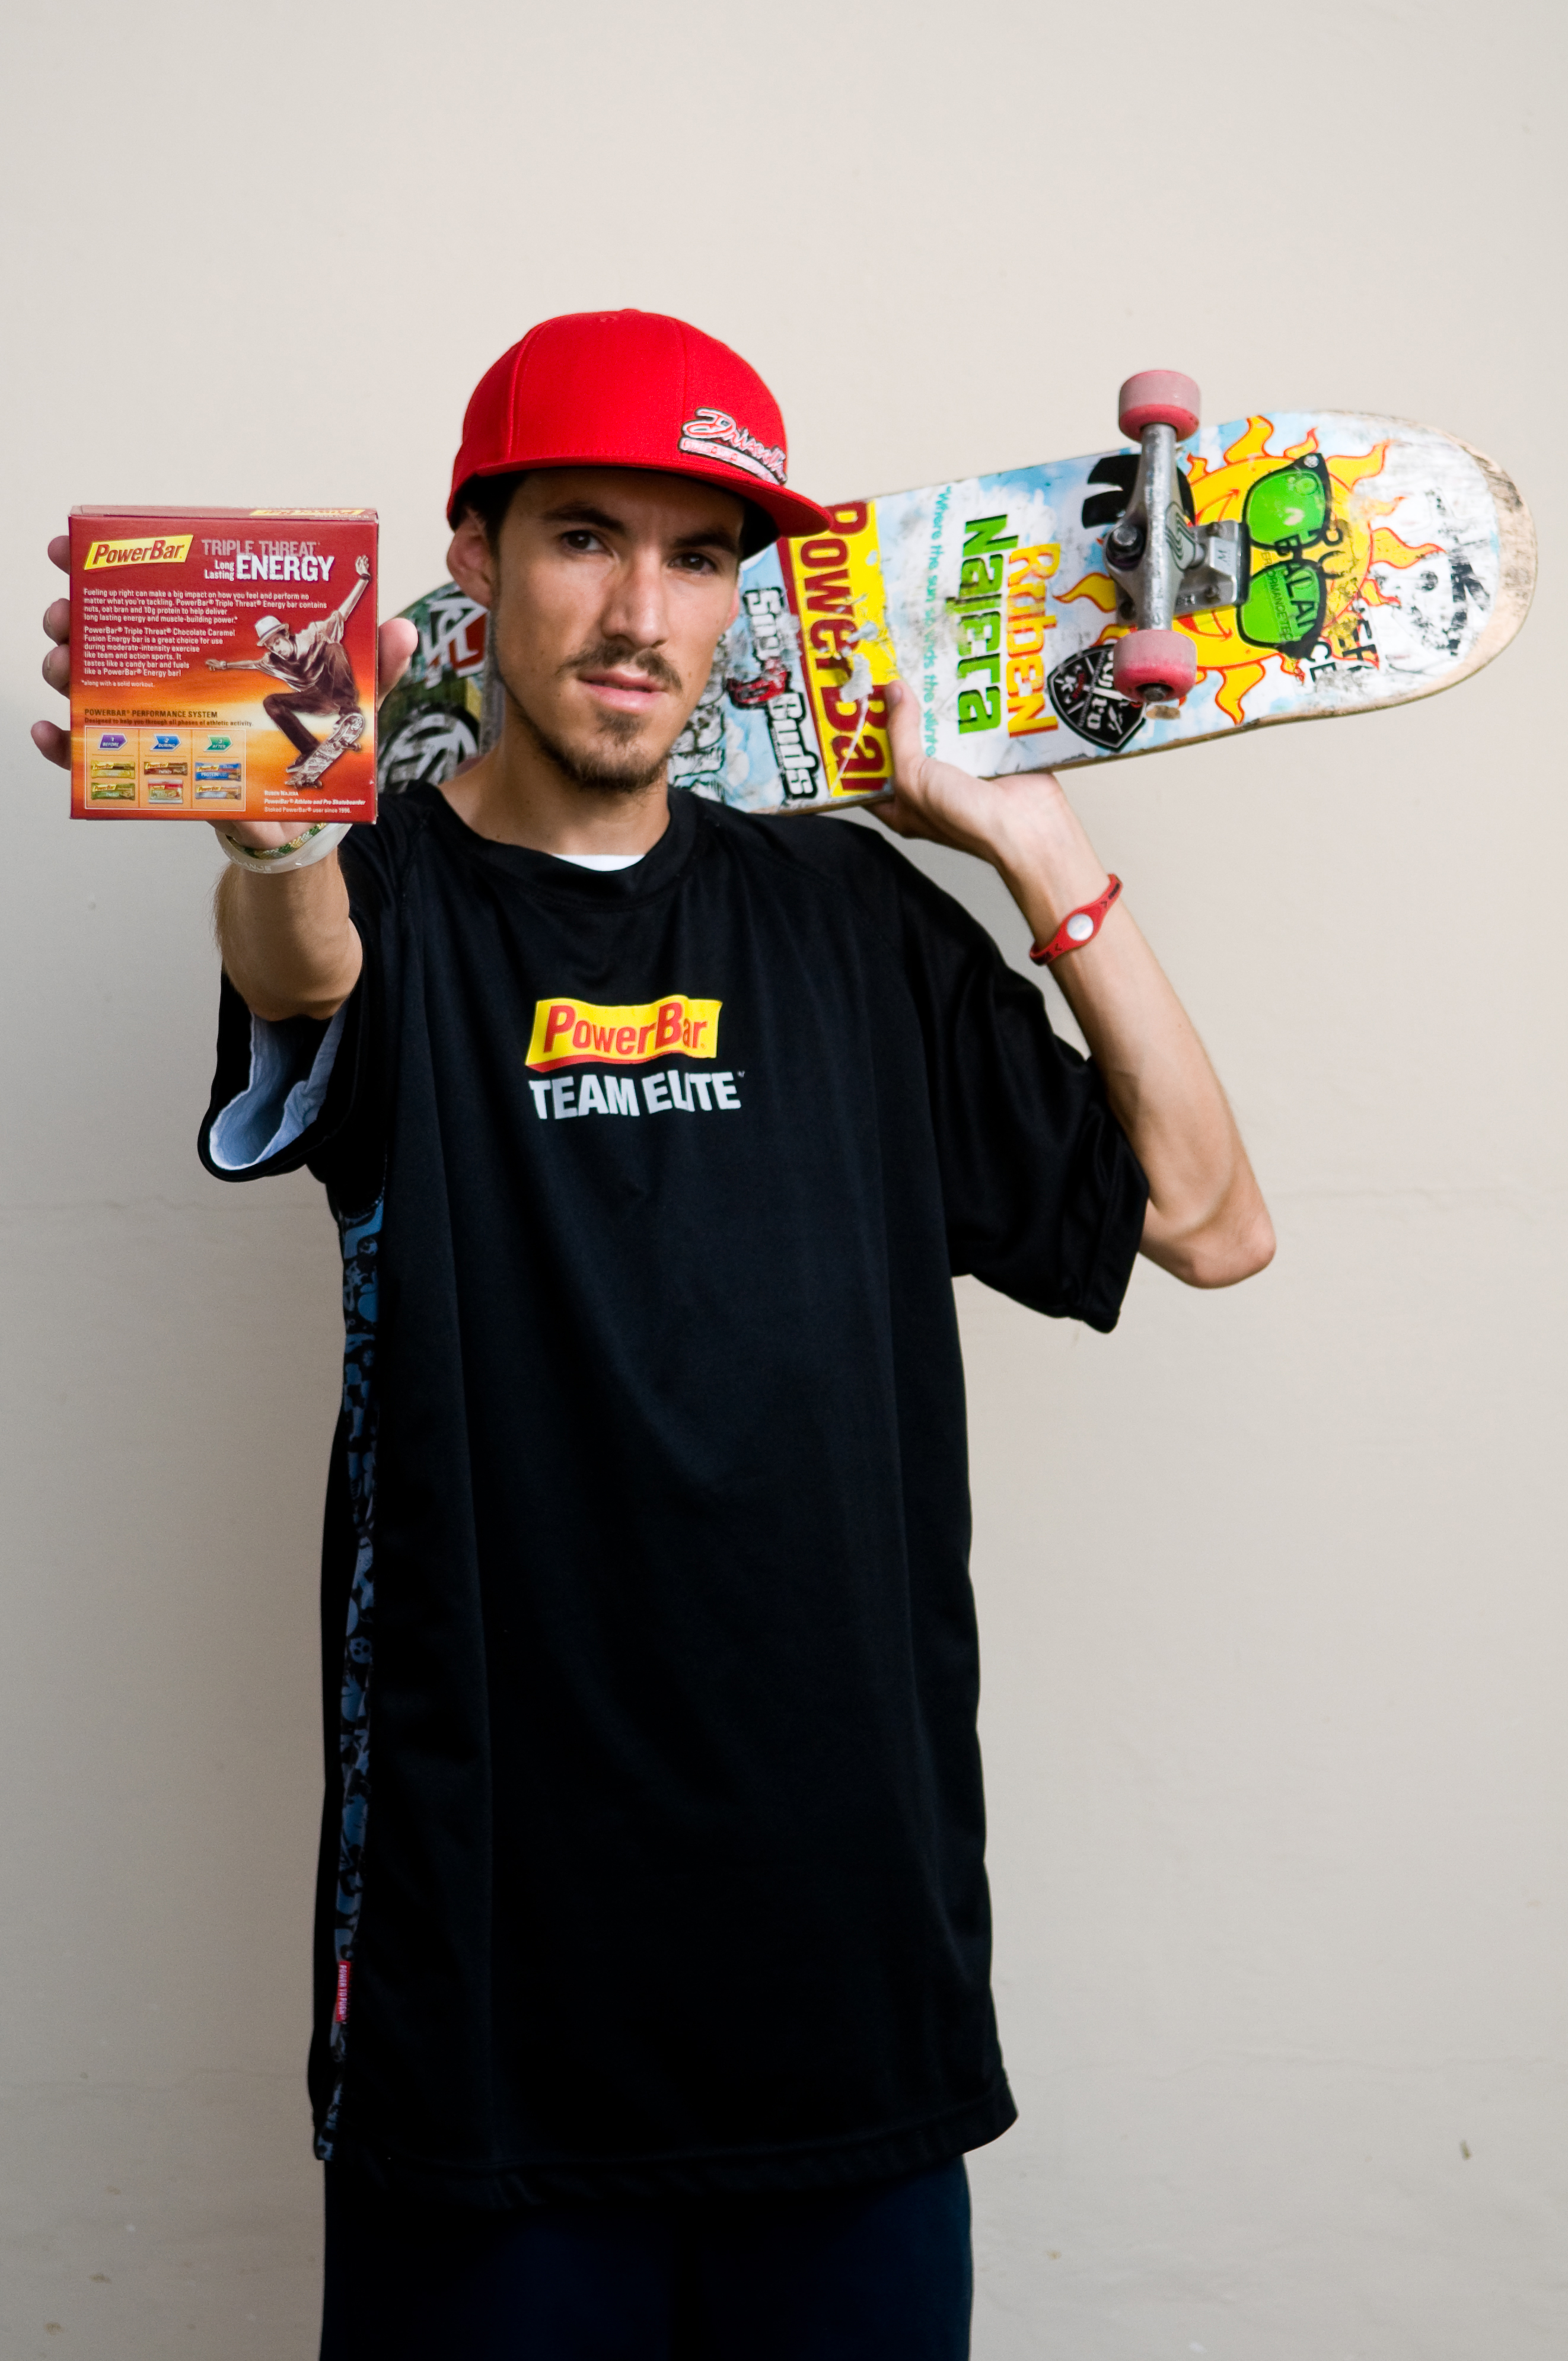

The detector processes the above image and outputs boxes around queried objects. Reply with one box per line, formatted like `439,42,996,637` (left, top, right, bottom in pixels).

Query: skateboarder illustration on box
206,555,370,786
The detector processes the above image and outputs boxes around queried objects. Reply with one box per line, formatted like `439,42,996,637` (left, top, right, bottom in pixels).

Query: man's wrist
991,789,1112,942
216,821,349,874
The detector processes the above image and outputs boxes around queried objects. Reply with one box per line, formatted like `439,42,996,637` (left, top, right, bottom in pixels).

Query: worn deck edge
1043,420,1535,775
820,413,1537,795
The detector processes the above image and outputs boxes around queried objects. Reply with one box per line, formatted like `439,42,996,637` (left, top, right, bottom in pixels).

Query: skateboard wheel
1118,370,1200,441
1112,629,1197,702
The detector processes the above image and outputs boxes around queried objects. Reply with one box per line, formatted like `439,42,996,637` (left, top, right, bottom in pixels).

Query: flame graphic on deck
1058,418,1441,725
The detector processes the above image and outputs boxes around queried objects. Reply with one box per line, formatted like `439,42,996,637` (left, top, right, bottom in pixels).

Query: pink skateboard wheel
1118,370,1200,441
1112,629,1197,702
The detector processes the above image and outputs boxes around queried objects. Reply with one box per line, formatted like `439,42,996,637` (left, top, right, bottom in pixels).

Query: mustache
558,640,684,694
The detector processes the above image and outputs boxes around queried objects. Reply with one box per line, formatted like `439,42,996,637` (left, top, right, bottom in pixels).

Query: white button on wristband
1030,875,1123,967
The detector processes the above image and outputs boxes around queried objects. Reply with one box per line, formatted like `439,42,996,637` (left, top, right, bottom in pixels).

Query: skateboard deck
377,410,1535,811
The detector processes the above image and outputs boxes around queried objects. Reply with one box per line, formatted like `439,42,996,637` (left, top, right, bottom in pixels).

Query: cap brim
675,464,836,547
448,455,836,547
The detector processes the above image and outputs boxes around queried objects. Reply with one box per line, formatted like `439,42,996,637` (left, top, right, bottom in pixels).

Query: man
35,308,1273,2360
205,552,372,785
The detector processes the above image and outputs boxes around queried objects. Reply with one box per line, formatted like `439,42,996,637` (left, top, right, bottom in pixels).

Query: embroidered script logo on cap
678,407,788,489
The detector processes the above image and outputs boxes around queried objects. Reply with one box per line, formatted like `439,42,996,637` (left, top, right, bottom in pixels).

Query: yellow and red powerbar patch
82,533,193,569
525,994,722,1073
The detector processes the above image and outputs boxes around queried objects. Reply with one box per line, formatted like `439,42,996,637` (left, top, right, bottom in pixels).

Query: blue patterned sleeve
199,961,381,1200
205,1005,348,1172
199,804,416,1202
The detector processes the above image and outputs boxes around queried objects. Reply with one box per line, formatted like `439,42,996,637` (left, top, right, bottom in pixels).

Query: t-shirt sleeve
203,998,348,1173
196,809,410,1209
879,843,1149,1333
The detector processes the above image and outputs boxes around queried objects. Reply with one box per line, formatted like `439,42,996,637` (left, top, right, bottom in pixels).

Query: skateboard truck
1102,371,1236,717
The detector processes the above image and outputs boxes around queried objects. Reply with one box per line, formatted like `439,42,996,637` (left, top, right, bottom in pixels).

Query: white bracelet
218,821,351,876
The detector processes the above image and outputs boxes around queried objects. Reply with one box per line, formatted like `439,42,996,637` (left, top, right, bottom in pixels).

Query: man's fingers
36,547,73,764
377,617,418,708
31,720,69,770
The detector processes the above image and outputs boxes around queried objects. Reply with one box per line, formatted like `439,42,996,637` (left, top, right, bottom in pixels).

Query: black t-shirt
200,783,1148,2207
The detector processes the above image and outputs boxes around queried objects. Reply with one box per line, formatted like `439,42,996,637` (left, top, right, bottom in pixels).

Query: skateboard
376,374,1535,811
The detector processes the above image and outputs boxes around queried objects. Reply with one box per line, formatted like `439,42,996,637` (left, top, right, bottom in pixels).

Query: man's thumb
881,676,923,779
377,618,419,705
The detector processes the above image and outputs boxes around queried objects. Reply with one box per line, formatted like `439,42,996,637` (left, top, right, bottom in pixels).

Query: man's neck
438,703,671,858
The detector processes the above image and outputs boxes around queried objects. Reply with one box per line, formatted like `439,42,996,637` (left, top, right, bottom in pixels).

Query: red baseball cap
448,309,833,547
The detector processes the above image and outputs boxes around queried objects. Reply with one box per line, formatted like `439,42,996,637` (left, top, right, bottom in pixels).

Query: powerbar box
69,506,378,821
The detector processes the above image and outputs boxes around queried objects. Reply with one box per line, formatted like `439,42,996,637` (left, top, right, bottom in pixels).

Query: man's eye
562,530,603,553
674,552,718,574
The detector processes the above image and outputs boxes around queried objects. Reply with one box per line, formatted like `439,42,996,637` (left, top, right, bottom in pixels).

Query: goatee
499,641,684,797
511,703,670,795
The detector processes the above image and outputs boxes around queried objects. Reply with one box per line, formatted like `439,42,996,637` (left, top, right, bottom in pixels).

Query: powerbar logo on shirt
525,994,722,1073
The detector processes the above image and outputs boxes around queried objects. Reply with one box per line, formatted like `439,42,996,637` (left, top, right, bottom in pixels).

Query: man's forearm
214,856,362,1023
995,790,1274,1288
873,680,1274,1291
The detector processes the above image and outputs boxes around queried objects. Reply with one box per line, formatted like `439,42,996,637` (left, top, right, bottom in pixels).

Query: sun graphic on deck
1056,416,1441,725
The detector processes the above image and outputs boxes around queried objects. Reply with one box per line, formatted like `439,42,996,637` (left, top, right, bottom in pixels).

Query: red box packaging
69,506,378,821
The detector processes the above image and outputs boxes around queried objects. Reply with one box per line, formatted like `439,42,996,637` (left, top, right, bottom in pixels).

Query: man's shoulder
350,785,436,843
693,798,992,964
694,796,906,910
340,786,438,901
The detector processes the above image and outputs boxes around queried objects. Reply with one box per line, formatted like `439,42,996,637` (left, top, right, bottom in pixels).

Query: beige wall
1,0,1561,2350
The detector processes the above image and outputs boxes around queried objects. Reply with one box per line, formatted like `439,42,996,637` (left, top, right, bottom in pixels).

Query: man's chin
517,705,674,796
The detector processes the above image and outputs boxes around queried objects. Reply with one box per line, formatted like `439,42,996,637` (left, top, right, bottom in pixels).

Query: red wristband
1029,874,1123,966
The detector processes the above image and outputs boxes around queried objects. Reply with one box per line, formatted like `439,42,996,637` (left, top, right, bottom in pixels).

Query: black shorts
320,2157,972,2360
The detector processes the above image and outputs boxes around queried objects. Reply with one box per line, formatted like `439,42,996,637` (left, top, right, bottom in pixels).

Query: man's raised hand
869,675,1078,883
31,536,418,849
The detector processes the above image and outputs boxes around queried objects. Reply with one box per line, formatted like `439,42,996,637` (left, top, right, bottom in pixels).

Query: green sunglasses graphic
1235,454,1344,658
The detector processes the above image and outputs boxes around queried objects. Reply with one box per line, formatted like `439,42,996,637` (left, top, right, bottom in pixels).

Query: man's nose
598,549,670,655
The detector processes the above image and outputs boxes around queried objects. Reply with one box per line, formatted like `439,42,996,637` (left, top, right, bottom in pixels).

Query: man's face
447,468,745,794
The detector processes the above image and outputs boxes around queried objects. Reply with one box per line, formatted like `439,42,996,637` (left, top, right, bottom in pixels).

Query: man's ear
447,514,497,610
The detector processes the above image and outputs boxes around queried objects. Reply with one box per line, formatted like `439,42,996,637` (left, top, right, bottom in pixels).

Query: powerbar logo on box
83,534,193,569
525,994,722,1073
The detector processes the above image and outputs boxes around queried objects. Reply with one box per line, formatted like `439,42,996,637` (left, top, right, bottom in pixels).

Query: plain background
1,0,1562,2351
